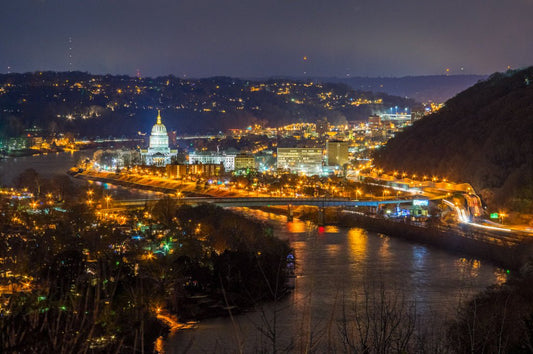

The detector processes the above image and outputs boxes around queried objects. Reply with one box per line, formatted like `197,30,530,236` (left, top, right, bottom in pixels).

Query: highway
353,171,533,236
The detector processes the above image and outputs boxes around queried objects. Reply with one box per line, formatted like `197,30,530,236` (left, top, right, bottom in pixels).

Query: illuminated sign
490,213,499,219
412,199,428,207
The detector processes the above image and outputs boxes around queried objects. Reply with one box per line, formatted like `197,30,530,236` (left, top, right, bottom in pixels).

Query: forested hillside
374,67,533,212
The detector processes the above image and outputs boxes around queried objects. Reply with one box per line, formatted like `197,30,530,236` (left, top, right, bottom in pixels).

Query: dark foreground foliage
0,187,291,352
448,263,533,353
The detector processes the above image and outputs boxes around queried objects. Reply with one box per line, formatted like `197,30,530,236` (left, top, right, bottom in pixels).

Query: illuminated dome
151,110,168,135
141,110,177,167
149,110,169,149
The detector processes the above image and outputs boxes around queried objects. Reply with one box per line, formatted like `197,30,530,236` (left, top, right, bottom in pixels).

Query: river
0,150,94,185
0,150,162,200
1,153,507,352
166,209,506,353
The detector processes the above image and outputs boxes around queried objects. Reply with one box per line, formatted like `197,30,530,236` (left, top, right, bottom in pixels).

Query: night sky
2,0,532,78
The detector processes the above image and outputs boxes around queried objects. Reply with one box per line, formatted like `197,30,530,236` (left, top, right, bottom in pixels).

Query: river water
0,150,94,185
166,209,507,353
1,153,507,352
0,150,161,200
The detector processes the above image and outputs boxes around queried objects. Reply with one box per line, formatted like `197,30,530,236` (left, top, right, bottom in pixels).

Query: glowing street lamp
105,195,111,209
499,211,507,224
356,189,362,200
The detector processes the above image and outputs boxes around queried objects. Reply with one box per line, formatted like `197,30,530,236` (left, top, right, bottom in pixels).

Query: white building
140,111,177,166
189,151,237,171
277,147,323,175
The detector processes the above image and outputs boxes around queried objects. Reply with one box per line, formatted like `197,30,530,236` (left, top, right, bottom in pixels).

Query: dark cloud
1,0,532,77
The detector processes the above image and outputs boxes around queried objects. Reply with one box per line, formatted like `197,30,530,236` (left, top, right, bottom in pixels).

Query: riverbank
75,172,179,194
75,170,244,198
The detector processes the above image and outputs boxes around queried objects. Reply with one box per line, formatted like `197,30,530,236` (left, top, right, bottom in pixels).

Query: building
166,163,223,179
277,147,323,175
0,136,31,153
326,140,349,166
188,151,237,171
140,111,177,166
380,112,411,126
93,148,141,169
368,115,381,127
316,117,329,137
234,153,256,171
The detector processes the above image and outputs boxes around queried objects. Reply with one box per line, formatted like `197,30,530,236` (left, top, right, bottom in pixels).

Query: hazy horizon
2,0,531,78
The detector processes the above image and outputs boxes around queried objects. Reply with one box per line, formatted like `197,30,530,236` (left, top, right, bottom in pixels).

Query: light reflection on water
166,210,507,353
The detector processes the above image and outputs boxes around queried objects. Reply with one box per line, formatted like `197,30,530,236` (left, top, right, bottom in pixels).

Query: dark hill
374,67,533,213
0,72,415,137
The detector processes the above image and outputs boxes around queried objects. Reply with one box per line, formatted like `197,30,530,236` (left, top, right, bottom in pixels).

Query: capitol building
140,110,177,166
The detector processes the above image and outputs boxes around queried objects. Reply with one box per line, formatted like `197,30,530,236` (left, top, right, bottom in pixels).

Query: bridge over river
112,196,422,208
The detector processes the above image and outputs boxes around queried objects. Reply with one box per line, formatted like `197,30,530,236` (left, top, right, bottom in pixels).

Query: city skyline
2,0,532,78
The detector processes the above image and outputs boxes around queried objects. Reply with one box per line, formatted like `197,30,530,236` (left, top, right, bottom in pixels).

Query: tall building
277,147,323,175
326,140,349,166
140,110,177,166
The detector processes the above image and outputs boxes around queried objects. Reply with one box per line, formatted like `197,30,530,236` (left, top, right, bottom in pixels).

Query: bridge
112,196,418,208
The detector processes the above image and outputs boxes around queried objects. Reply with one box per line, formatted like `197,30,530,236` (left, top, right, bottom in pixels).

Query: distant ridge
268,74,487,103
329,75,487,103
374,67,533,213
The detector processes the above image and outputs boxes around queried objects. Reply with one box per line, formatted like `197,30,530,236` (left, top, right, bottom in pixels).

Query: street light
499,211,507,224
356,189,362,201
105,195,111,209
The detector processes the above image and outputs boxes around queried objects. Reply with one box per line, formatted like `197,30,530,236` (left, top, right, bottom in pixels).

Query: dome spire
157,110,162,125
